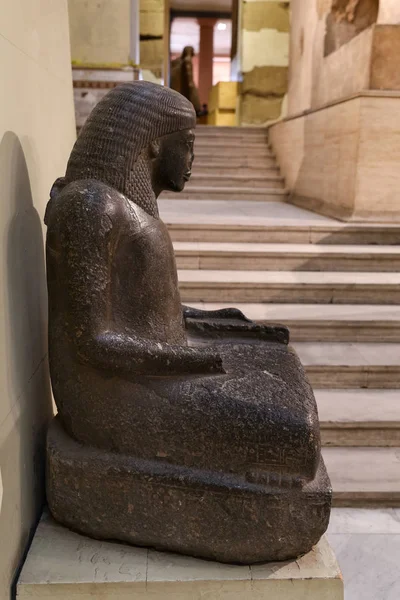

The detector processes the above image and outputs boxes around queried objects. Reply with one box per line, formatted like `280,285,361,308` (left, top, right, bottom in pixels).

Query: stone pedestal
17,512,343,599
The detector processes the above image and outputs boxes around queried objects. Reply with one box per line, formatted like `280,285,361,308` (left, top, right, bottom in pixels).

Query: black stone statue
45,81,331,564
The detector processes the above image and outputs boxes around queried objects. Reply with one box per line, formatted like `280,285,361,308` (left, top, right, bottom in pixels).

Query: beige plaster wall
289,1,379,114
269,93,400,222
378,0,400,23
287,0,325,115
68,0,165,80
0,0,76,596
288,1,400,116
68,0,131,65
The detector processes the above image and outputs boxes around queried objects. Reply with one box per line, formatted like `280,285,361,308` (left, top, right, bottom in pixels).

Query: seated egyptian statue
45,81,331,564
170,46,202,114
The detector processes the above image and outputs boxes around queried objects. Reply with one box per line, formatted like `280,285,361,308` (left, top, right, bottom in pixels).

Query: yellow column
140,0,167,83
238,0,290,125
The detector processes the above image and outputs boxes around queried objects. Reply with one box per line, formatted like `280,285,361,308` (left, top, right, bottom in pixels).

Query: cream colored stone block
242,65,288,95
208,82,239,112
141,0,164,11
242,29,289,71
241,95,284,124
68,0,130,64
17,513,343,599
140,11,164,37
140,38,164,70
242,1,290,32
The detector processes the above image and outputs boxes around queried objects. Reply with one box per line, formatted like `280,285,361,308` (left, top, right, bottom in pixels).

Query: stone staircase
162,126,289,202
160,125,400,508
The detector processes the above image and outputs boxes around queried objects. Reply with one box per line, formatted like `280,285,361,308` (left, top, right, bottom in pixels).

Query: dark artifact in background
170,46,203,115
45,81,331,564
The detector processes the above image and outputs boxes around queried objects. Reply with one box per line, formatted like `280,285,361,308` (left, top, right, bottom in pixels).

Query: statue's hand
182,305,252,323
213,307,252,323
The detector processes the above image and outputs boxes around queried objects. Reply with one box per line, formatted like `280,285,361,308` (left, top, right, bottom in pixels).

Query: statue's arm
55,186,224,377
77,332,224,377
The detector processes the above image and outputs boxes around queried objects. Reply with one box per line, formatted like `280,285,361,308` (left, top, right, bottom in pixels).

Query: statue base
17,511,343,599
46,418,331,565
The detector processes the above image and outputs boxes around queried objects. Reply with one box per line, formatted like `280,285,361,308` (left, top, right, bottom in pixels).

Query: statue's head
65,82,196,210
149,127,195,194
182,46,195,58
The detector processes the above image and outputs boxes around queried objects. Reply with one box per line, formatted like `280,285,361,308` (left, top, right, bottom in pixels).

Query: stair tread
189,174,283,181
184,302,400,321
195,140,268,146
173,242,400,255
160,199,400,229
164,186,288,194
178,269,400,284
293,342,400,367
322,447,400,493
316,390,400,425
196,125,267,131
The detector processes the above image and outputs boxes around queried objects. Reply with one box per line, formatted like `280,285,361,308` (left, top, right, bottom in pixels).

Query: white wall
68,0,131,64
378,0,400,23
0,1,76,597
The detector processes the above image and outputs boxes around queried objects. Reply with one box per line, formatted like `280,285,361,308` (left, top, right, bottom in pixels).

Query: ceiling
170,17,232,56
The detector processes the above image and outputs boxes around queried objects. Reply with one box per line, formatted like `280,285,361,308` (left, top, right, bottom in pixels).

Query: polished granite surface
328,509,400,600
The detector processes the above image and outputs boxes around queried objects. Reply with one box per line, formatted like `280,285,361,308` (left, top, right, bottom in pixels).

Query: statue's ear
149,139,161,158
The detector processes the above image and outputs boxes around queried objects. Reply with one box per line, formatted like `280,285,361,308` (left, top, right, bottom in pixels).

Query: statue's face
154,128,195,193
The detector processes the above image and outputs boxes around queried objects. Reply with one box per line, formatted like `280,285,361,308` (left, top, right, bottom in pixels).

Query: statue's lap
57,338,319,483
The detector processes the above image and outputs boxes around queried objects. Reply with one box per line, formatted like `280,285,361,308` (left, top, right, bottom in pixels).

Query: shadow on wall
0,132,53,599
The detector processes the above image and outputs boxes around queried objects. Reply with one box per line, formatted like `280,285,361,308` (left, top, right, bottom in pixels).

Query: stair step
194,157,278,169
161,200,400,245
317,390,400,447
193,165,280,176
169,222,400,244
188,174,284,189
194,146,274,159
162,187,289,202
178,270,400,305
195,140,269,150
323,447,400,507
195,125,267,138
174,242,400,271
294,341,400,389
184,303,400,342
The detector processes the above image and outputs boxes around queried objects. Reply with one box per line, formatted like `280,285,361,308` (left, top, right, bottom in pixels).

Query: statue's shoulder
59,179,129,213
46,179,145,230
